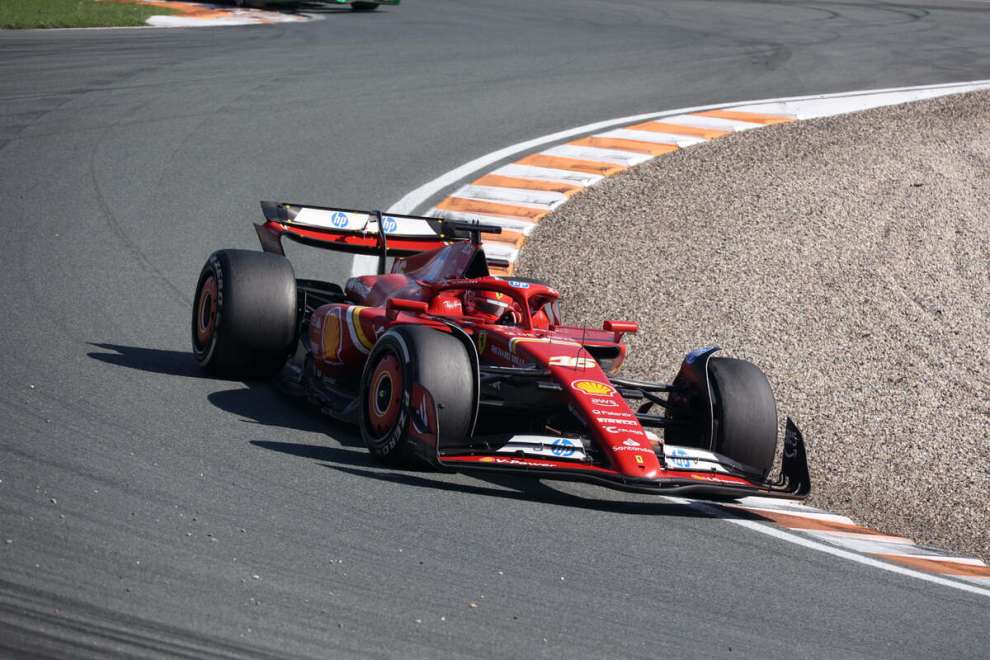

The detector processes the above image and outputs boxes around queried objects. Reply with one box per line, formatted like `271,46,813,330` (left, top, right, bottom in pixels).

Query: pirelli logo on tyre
570,379,615,396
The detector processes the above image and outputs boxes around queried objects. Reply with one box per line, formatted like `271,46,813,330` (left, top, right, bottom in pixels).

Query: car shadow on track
90,343,716,518
330,463,716,518
251,440,372,466
208,386,352,440
251,440,716,518
88,343,213,379
88,343,365,445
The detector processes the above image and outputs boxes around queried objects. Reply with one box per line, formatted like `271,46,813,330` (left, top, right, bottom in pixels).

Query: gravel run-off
517,91,990,562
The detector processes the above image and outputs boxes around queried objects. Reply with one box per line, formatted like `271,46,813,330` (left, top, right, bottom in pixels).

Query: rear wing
255,201,501,273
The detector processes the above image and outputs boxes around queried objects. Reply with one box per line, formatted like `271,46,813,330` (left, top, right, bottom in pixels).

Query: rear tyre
351,2,379,11
360,325,475,466
708,357,777,480
191,249,297,379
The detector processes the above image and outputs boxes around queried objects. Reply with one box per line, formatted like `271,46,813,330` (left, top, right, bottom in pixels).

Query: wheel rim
367,352,403,438
195,275,218,348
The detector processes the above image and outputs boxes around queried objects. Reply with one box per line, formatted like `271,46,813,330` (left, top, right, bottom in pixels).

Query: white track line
675,498,990,599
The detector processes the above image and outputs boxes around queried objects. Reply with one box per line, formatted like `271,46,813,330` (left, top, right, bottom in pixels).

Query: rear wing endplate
255,200,501,273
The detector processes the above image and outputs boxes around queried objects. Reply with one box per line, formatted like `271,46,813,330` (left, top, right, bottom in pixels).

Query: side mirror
387,298,429,320
603,320,638,341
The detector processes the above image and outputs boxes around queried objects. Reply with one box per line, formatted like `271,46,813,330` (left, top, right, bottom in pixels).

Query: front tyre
191,249,297,379
360,325,475,466
708,357,778,480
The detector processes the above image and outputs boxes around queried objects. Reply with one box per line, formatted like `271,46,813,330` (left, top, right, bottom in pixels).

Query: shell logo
571,379,615,396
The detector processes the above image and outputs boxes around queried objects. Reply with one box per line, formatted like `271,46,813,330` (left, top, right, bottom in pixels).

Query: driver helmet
463,289,519,324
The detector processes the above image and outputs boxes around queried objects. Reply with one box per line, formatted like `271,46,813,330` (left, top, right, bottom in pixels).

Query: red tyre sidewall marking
196,274,218,347
368,352,403,437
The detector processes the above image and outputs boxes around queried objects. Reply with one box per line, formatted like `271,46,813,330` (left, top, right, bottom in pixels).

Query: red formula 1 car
191,201,810,499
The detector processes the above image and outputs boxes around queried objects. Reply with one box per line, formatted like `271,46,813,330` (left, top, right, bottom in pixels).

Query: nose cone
534,350,662,477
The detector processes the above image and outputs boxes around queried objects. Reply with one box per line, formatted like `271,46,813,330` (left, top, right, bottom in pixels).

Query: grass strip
0,0,177,29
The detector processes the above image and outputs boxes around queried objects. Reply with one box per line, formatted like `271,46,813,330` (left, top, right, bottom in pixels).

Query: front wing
408,387,810,499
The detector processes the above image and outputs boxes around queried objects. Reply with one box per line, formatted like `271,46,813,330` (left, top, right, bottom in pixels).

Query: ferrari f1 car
191,202,810,499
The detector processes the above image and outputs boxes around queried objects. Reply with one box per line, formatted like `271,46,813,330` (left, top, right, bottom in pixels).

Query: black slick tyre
708,357,778,480
359,325,475,466
191,249,297,379
351,2,379,11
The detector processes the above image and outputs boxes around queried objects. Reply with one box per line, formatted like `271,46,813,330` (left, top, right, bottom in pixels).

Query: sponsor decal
476,330,488,355
612,446,649,453
507,280,529,289
591,398,618,407
548,356,598,369
689,473,725,482
480,456,495,463
669,447,693,469
635,454,644,465
488,457,552,467
322,309,344,362
595,417,638,426
381,215,398,233
412,392,431,435
346,306,374,353
331,211,350,228
491,345,529,368
604,426,643,436
592,409,632,417
550,438,577,458
496,436,587,461
571,379,615,396
379,391,409,454
623,439,640,447
784,429,798,458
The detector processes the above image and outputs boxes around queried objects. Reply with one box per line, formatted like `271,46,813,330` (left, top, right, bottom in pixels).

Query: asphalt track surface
2,1,990,657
